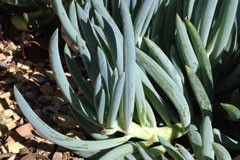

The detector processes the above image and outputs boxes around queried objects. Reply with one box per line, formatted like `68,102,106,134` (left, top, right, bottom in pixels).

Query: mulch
0,33,85,159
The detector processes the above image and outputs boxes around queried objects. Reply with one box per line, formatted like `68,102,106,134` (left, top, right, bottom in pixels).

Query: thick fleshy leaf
133,0,153,44
210,0,239,64
158,136,184,160
97,47,110,93
139,0,158,43
183,0,195,19
200,116,214,160
185,20,213,99
145,38,183,92
69,1,79,33
137,65,171,126
162,0,177,52
49,29,97,125
185,66,212,118
135,70,147,127
107,73,125,127
99,143,137,160
187,125,202,159
76,4,100,63
64,44,93,103
52,0,77,41
137,145,157,160
76,35,99,85
94,11,124,74
136,49,190,129
14,86,131,152
221,103,240,121
213,128,240,151
197,0,218,47
176,144,194,160
212,142,232,160
121,0,136,131
176,14,199,74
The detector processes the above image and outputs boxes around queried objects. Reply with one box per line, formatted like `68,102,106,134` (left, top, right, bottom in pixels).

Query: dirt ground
0,27,85,159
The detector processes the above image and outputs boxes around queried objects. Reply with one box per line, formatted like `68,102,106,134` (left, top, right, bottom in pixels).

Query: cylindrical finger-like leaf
212,142,232,160
14,86,131,152
137,49,190,129
210,0,239,65
120,0,136,131
176,14,199,74
185,20,213,99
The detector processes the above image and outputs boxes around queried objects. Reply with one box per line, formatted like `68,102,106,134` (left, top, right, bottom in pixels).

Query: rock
21,64,30,71
7,154,16,160
13,112,20,121
40,82,53,95
52,152,63,160
31,73,47,84
8,66,16,73
16,123,34,139
2,109,14,118
0,91,11,99
37,95,52,105
24,91,37,100
0,54,6,61
19,147,30,155
45,70,55,81
6,120,16,130
21,153,49,160
6,141,25,153
0,42,4,51
17,62,23,68
0,145,8,154
14,74,25,81
66,130,86,140
52,113,80,129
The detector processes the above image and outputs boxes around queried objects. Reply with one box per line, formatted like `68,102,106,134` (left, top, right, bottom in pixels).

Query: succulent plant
14,0,240,159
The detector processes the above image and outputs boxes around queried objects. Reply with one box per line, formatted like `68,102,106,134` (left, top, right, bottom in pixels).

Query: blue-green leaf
99,143,137,160
133,0,153,44
137,49,190,129
158,136,184,160
14,86,131,152
52,0,77,41
135,70,147,127
137,65,171,126
210,0,239,64
183,0,195,20
137,144,157,160
200,116,214,160
176,144,194,160
176,14,199,74
64,44,93,102
213,128,240,151
121,0,136,131
185,20,213,99
221,103,240,121
107,73,125,127
185,66,212,118
50,29,97,125
212,142,232,160
144,38,183,92
187,125,202,159
197,0,218,47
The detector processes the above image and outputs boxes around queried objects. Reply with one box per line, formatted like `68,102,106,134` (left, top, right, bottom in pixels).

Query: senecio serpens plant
14,0,240,159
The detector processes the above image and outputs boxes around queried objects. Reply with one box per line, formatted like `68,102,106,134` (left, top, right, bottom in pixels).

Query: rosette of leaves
14,0,240,159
